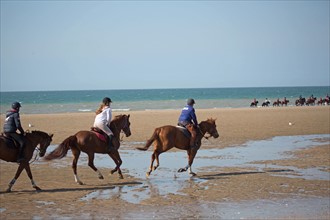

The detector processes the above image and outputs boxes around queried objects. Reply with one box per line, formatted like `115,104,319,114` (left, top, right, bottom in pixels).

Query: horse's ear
49,133,54,138
127,114,130,118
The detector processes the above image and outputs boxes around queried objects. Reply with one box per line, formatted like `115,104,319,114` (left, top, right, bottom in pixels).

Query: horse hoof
119,175,124,179
34,186,42,191
77,181,84,185
99,176,104,180
146,172,150,178
190,172,197,176
178,168,186,173
5,188,11,193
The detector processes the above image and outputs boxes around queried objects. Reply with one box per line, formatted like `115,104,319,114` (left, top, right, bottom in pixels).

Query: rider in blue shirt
178,98,198,148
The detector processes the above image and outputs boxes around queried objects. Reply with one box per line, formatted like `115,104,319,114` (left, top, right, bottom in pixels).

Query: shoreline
1,106,329,146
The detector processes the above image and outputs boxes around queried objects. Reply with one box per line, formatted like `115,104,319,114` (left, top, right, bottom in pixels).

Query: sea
0,86,329,114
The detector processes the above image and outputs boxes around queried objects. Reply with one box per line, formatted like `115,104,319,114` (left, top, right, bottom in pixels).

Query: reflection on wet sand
69,134,329,218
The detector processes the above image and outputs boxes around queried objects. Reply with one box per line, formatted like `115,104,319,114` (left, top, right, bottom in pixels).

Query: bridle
112,116,130,141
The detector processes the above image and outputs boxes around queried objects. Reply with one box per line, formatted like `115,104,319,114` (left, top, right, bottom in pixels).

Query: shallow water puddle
120,197,330,219
74,134,329,204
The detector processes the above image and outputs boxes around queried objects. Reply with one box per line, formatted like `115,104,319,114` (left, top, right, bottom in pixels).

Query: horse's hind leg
146,151,160,177
87,153,104,180
6,163,25,192
71,149,83,185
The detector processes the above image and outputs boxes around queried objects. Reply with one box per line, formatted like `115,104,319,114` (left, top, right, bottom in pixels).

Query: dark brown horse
281,99,289,106
250,101,258,107
136,118,219,177
45,114,131,185
295,97,306,106
0,130,53,192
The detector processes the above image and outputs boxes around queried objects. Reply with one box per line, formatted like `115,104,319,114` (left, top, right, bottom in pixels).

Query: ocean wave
78,109,92,112
112,108,130,112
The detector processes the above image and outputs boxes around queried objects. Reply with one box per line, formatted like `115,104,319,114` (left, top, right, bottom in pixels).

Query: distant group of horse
294,96,329,106
250,95,330,107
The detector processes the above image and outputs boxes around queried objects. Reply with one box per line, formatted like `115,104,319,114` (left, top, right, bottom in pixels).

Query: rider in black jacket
3,102,26,162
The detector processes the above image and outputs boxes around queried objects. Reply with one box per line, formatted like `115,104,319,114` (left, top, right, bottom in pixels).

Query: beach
8,105,330,147
0,106,329,219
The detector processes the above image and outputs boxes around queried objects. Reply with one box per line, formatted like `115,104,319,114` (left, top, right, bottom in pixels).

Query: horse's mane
27,130,44,135
205,118,216,124
114,114,124,119
26,130,51,138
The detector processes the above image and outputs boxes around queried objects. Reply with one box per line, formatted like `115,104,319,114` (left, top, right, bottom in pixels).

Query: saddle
176,125,191,138
0,133,20,148
90,127,108,143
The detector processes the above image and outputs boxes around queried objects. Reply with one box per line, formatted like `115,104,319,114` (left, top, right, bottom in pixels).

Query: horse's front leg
88,153,104,180
24,163,42,191
6,163,25,192
178,148,197,176
109,149,123,179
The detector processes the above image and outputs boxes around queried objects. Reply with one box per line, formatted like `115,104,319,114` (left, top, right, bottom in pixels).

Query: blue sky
1,1,329,92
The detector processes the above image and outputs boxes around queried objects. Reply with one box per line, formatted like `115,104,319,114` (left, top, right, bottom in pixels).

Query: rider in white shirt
94,97,113,151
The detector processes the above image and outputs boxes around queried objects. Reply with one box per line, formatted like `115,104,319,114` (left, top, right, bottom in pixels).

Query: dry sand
0,106,329,219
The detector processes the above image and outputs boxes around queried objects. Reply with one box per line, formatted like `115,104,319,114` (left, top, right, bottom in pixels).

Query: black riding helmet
187,98,195,105
102,97,112,105
12,101,21,110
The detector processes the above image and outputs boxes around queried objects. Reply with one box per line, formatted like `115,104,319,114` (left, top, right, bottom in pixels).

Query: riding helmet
102,97,112,104
12,101,21,110
187,98,195,105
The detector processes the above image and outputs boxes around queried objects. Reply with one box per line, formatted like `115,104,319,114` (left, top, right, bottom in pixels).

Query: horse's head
27,131,53,157
121,114,131,137
199,118,219,139
112,114,131,137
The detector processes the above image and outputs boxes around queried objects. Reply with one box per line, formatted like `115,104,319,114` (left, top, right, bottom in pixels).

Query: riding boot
17,145,25,163
107,135,114,152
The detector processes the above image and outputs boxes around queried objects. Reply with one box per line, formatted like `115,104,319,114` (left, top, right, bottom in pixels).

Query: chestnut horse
45,114,131,185
0,130,53,192
273,100,281,107
136,118,219,177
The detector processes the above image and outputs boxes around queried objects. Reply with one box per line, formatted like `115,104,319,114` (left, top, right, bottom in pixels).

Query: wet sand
0,106,329,219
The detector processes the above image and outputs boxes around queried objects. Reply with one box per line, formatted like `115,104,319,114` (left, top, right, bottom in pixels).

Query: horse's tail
136,128,160,151
44,135,76,160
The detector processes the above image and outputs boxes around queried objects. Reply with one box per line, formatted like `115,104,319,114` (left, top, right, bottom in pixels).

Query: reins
29,147,40,164
197,124,213,140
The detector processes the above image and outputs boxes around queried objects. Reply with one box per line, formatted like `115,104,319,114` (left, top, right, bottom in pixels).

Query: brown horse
45,114,131,185
306,97,317,106
273,100,281,107
136,118,219,177
0,130,53,192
